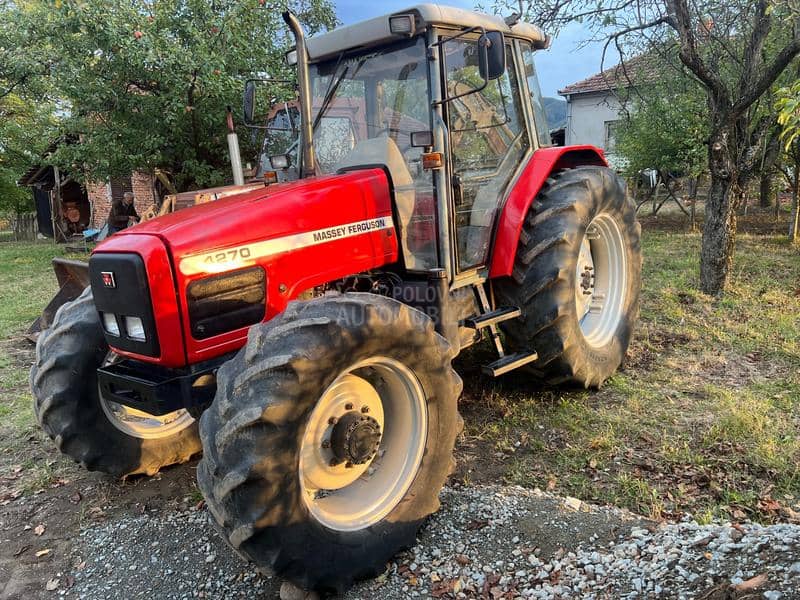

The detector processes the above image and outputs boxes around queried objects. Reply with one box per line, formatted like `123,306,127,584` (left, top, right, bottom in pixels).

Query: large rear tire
495,166,641,387
198,293,462,594
30,288,201,477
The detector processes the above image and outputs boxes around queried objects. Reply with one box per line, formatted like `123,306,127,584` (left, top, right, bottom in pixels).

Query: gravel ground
59,484,800,599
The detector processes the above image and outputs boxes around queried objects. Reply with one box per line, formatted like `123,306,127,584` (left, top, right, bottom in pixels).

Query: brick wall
88,171,156,229
131,172,156,208
87,181,110,229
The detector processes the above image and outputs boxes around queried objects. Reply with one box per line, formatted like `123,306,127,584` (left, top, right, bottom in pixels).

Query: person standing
107,191,140,234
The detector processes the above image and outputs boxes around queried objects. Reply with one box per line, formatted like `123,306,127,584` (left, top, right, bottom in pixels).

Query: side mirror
434,28,506,106
243,80,257,125
242,78,297,129
479,31,505,81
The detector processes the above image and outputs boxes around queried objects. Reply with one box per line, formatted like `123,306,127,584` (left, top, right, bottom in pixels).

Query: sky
334,0,619,98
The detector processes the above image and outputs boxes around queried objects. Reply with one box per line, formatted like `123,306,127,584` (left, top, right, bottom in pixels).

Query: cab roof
306,3,549,62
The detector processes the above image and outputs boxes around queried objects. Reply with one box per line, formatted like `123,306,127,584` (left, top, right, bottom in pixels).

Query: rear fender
489,145,607,278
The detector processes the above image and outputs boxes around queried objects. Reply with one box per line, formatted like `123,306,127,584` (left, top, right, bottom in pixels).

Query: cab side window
444,39,530,270
519,41,552,148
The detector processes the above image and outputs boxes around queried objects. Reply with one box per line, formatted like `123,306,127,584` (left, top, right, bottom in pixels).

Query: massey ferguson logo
101,271,116,288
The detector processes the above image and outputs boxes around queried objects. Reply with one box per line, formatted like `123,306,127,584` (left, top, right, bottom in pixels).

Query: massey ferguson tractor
30,4,641,594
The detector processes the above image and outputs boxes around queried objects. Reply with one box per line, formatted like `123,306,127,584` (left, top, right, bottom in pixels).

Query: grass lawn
457,230,800,523
0,241,67,338
1,232,799,523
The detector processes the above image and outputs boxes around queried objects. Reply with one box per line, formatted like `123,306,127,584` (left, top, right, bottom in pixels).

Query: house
17,139,157,242
558,56,649,167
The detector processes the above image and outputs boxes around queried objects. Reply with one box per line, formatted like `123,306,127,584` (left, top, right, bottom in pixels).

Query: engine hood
106,170,393,260
95,167,399,366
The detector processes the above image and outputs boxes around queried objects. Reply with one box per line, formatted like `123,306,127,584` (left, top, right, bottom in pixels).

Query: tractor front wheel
197,293,462,594
30,288,201,477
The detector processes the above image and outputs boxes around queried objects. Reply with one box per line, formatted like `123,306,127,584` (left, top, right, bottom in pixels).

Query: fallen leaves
731,573,768,591
34,548,51,558
45,577,59,591
33,524,45,536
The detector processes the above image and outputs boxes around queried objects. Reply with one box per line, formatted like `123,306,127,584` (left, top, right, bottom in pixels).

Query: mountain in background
544,97,567,130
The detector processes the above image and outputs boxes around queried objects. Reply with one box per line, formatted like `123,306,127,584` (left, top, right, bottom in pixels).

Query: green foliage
776,80,800,151
1,0,336,192
615,75,708,177
0,94,58,214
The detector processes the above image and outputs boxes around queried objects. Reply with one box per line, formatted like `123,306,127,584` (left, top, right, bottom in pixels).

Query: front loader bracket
27,258,90,341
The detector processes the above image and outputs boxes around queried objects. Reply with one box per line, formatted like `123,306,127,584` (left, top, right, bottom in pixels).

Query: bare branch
732,37,800,117
665,0,729,104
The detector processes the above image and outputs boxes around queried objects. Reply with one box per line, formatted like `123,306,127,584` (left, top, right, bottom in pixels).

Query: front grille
89,253,160,357
187,266,266,339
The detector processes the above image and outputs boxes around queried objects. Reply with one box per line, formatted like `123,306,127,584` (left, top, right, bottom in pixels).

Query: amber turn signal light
422,152,443,170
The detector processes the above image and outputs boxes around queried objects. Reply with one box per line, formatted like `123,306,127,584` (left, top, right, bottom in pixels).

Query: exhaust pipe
226,107,245,186
283,10,316,178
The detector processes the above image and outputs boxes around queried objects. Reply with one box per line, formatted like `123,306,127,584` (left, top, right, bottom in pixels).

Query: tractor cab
252,5,552,281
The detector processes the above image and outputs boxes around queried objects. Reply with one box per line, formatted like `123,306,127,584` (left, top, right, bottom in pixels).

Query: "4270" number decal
202,246,252,265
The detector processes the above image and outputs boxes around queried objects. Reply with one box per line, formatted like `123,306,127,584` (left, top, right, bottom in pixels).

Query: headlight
389,14,415,36
102,312,120,336
124,316,146,341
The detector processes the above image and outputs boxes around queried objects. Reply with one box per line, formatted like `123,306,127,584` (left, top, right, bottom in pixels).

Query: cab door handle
453,173,464,206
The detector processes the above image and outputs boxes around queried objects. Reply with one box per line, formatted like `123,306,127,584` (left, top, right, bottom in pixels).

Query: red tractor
30,5,640,594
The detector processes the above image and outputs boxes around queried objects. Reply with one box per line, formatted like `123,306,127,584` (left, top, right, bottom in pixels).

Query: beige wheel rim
99,353,195,440
299,357,428,532
575,213,628,349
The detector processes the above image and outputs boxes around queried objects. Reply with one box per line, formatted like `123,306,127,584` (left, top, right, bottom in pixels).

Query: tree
0,93,58,214
5,0,336,192
499,0,800,295
615,64,707,179
0,2,58,214
776,80,800,243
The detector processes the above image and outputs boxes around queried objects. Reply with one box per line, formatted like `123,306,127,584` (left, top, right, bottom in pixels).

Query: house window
604,120,619,151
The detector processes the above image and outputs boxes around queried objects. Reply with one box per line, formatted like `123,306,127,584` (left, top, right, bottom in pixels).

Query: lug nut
328,416,338,425
345,403,353,410
321,439,330,449
361,406,370,413
345,461,353,469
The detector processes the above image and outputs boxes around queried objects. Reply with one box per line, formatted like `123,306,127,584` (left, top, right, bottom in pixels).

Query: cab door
442,37,531,273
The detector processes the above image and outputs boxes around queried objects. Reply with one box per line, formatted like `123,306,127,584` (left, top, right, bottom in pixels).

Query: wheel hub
299,358,428,532
330,412,382,465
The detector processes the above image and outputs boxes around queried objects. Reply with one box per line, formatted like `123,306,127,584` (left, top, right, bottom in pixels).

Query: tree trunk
700,129,738,295
791,163,800,243
759,172,773,208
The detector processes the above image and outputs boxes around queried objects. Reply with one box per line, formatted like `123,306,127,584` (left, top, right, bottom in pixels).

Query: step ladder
465,285,538,377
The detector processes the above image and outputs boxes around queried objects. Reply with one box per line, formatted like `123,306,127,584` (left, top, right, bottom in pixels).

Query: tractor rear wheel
197,293,461,594
495,166,641,387
30,287,201,477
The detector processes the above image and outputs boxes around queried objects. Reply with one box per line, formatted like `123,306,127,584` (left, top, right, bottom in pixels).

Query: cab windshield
307,37,438,271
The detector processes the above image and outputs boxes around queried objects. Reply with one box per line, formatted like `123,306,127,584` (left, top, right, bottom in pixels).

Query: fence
0,212,39,241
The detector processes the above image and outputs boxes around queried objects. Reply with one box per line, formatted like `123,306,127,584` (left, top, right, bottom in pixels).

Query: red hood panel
95,168,398,366
111,172,388,255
